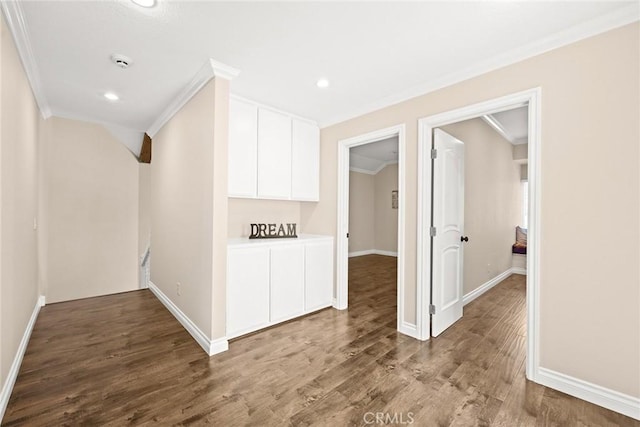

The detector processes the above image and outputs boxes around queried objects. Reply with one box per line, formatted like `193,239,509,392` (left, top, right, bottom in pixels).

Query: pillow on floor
516,226,527,245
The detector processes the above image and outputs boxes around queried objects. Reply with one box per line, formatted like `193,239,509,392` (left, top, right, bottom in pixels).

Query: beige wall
138,163,151,266
151,77,229,340
440,119,521,295
302,23,640,397
42,117,139,303
0,13,40,387
348,171,374,253
374,163,398,253
228,198,300,238
521,164,528,181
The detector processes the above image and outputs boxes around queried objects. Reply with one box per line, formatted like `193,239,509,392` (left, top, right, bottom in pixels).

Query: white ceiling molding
146,58,240,137
319,3,639,128
481,114,515,144
350,159,399,175
1,0,51,119
103,124,145,158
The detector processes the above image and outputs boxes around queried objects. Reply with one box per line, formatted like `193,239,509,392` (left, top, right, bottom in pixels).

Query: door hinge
346,232,349,238
429,304,436,315
430,226,437,237
431,148,438,159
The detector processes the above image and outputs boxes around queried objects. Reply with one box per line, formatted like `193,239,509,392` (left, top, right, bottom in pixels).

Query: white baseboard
463,268,514,306
398,321,421,340
511,267,527,275
148,282,228,357
0,295,45,421
349,249,398,258
537,367,640,421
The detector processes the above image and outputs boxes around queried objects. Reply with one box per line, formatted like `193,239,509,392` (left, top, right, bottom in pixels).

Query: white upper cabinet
257,108,292,199
291,119,320,201
228,98,258,198
228,96,320,202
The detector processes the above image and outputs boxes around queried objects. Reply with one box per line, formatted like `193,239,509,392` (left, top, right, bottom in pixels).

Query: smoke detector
111,54,133,69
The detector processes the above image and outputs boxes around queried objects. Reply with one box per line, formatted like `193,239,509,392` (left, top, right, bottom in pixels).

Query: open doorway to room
347,137,400,325
417,89,540,380
336,125,407,335
430,105,530,337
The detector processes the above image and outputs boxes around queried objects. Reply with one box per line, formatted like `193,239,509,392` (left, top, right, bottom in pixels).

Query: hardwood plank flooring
3,254,638,426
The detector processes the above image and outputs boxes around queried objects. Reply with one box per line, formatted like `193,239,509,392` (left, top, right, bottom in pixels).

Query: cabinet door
228,98,258,198
227,247,270,337
304,240,334,312
291,119,320,201
270,244,305,323
257,108,292,199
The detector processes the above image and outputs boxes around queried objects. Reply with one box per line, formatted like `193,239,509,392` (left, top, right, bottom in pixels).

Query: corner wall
150,77,229,342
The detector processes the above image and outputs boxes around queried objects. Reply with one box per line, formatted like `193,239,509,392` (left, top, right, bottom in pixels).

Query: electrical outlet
176,282,181,296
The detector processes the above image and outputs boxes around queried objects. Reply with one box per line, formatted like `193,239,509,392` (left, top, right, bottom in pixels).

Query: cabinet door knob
461,236,469,242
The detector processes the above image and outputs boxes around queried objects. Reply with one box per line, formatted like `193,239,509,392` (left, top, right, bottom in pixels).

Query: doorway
336,124,407,335
417,88,541,380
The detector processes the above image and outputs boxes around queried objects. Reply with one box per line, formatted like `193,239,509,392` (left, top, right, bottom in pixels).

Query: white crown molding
537,367,640,420
319,3,639,128
147,58,240,137
148,282,228,356
0,295,45,421
1,1,51,119
230,93,318,125
481,114,515,144
349,159,398,175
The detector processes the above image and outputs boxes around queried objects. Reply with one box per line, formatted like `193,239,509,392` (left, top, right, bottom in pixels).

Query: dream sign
249,223,298,239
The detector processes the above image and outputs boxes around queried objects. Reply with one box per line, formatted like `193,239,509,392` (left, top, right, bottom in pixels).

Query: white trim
0,295,45,421
537,367,640,421
349,160,399,176
148,282,228,356
417,88,542,376
462,269,513,306
348,249,398,258
511,267,527,276
398,321,420,340
348,166,377,176
147,59,240,137
481,114,515,144
319,4,638,128
230,94,317,126
0,1,51,118
348,249,375,258
336,124,406,336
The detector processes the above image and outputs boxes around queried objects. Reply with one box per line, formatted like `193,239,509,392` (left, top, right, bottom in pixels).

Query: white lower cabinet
270,244,305,323
304,240,333,312
226,246,270,336
227,235,333,339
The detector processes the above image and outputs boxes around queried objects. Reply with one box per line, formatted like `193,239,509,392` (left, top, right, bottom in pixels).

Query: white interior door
431,128,465,337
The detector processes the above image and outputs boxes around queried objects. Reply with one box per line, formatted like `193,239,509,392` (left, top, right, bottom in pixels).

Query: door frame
336,124,407,333
417,88,541,381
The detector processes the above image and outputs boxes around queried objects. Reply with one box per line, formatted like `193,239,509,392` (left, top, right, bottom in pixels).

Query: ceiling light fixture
316,78,329,88
104,92,119,101
131,0,156,7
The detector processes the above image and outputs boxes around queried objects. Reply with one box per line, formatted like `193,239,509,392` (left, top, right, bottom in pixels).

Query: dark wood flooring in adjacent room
3,255,638,426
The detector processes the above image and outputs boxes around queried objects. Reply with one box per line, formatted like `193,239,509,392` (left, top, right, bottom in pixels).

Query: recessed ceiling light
316,78,329,88
131,0,155,7
104,92,119,101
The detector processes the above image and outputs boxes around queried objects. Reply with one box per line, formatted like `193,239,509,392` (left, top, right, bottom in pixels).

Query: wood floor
4,254,638,426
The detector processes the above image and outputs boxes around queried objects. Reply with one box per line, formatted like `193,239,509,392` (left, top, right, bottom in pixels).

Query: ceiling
350,137,398,174
484,106,529,145
6,1,639,151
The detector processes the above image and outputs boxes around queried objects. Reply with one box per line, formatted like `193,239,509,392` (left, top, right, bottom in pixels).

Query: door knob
460,236,469,242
